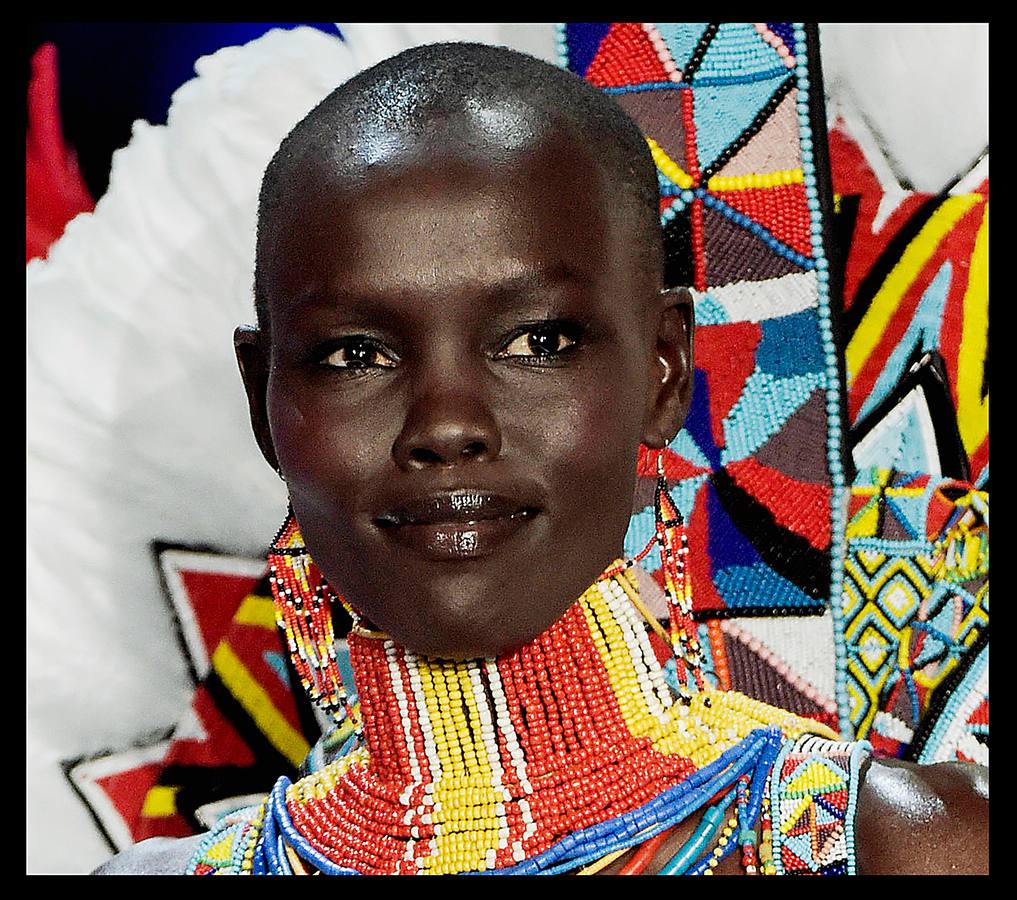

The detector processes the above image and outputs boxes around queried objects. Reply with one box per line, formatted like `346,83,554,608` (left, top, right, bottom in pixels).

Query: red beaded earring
602,447,705,699
267,508,358,727
651,449,706,695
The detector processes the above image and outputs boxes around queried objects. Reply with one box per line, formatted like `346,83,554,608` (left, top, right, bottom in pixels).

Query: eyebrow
288,262,588,320
472,264,587,304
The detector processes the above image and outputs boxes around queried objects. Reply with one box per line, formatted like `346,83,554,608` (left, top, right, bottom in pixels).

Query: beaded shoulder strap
187,802,266,875
767,735,871,875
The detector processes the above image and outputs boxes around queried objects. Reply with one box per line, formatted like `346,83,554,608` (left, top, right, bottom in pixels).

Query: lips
375,490,540,560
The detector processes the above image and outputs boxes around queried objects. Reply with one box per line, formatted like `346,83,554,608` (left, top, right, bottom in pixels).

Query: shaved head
254,41,662,339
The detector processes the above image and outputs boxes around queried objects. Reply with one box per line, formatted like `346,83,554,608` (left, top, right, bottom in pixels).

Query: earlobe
235,325,281,473
642,287,694,449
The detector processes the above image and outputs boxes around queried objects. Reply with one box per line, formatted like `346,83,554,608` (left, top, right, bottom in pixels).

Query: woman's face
242,128,691,658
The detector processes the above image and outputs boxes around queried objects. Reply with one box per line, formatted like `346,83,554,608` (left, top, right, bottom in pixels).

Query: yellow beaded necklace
265,563,836,875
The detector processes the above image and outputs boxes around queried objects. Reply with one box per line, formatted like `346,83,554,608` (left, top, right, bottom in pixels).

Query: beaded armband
768,735,871,875
187,803,266,875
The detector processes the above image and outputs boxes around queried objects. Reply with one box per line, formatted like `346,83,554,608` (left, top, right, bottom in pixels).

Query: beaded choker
226,562,836,875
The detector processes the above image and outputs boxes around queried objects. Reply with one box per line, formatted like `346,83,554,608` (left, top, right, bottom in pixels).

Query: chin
384,608,542,662
364,573,566,661
332,524,623,662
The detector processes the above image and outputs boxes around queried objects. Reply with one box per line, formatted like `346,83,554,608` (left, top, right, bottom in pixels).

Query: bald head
254,42,663,339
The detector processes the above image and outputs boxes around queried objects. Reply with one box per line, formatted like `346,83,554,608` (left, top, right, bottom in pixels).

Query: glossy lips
375,490,539,560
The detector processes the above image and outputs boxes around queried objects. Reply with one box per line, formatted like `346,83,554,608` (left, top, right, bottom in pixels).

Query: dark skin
93,111,988,875
240,119,689,661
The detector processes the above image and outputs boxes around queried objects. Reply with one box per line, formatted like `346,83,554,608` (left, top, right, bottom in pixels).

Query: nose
392,384,502,470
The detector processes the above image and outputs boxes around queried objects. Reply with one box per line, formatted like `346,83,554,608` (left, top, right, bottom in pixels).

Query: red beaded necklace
263,456,830,874
269,567,826,875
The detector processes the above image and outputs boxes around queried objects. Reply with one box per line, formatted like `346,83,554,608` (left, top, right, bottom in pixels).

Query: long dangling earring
604,447,706,701
267,507,359,729
651,449,706,697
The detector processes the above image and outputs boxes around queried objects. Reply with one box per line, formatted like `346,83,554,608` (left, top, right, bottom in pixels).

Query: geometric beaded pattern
561,23,846,619
269,513,354,727
828,121,988,484
191,565,839,875
840,469,988,745
768,734,870,875
185,804,264,875
912,638,988,767
842,541,940,737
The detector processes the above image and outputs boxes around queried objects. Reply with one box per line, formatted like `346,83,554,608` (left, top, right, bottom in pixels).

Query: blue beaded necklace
248,726,784,876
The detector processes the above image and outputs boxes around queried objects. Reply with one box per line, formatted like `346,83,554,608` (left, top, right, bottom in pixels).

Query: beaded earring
652,450,706,696
267,508,358,728
602,448,705,700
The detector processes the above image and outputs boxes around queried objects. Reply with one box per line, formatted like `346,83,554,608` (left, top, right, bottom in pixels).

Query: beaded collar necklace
185,462,844,875
238,561,834,875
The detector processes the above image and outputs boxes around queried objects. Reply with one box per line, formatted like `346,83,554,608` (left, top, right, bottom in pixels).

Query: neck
350,564,680,791
278,563,825,875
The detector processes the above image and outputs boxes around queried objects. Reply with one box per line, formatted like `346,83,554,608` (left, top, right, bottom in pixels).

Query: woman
96,41,987,876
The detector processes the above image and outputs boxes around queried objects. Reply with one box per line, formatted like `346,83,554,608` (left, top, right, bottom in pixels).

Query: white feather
26,22,988,873
28,25,359,874
27,20,553,876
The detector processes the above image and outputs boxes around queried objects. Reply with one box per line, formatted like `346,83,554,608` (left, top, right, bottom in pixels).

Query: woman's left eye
495,322,583,360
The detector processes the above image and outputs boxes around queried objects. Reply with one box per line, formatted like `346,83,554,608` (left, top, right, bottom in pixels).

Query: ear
235,325,281,473
641,287,694,449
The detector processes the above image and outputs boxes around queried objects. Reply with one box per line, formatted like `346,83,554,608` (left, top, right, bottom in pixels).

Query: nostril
409,447,444,466
393,403,502,469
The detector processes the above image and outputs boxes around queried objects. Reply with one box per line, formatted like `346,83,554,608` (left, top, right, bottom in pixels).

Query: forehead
261,125,646,322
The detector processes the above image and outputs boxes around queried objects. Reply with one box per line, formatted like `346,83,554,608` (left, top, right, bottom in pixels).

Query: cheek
528,367,646,526
266,376,390,504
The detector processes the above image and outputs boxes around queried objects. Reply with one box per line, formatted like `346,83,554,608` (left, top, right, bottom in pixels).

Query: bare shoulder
855,757,989,875
91,834,207,875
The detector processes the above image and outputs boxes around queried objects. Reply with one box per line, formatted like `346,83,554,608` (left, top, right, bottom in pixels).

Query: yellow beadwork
956,201,988,457
645,136,693,188
212,642,310,768
271,566,839,875
204,835,233,864
845,193,982,383
707,169,804,192
703,814,739,873
415,655,505,872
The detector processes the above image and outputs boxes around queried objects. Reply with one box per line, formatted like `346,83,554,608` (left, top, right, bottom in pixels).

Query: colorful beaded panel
829,121,988,484
65,551,328,850
768,734,870,875
187,804,264,875
911,636,987,767
190,564,840,875
839,469,987,751
560,23,847,620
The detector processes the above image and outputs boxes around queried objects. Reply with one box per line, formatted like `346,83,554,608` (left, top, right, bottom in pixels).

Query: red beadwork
712,184,813,258
691,198,707,292
584,22,672,88
278,593,701,873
